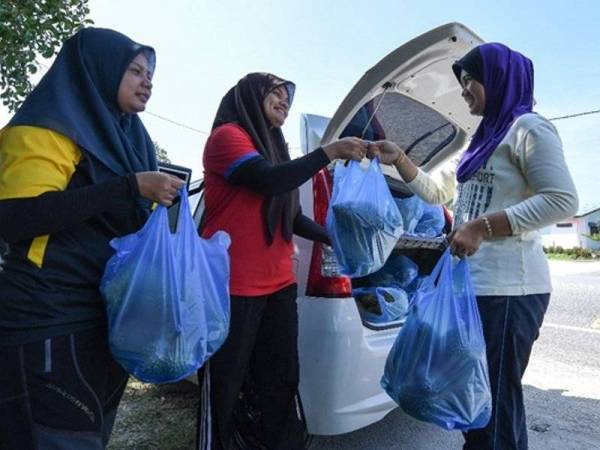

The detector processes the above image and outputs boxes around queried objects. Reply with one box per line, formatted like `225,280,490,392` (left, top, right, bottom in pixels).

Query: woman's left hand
448,219,487,258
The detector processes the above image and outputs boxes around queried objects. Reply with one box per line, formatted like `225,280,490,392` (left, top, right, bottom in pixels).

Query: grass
545,252,581,261
108,379,199,450
545,252,597,261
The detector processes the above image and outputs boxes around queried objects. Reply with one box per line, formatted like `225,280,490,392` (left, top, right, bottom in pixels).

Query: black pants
0,328,128,450
464,294,550,450
197,283,304,450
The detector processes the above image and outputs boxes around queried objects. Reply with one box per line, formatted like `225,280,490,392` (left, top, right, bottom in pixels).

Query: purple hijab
453,43,534,182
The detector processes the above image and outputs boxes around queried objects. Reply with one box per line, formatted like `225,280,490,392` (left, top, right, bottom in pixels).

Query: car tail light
442,205,453,235
305,169,352,298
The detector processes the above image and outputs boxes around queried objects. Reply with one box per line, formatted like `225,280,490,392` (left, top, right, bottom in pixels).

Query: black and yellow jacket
0,126,146,345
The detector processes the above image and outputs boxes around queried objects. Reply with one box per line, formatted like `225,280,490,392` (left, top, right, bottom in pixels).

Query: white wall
578,210,600,249
542,218,578,249
542,233,581,249
541,210,600,250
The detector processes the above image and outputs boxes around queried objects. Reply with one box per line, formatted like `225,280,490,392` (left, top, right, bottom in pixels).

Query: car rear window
340,92,456,167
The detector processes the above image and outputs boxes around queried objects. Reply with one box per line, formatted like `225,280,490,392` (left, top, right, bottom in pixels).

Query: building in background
541,205,600,250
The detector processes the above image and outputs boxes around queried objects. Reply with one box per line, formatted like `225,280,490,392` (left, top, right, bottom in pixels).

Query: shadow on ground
309,384,600,450
108,380,600,449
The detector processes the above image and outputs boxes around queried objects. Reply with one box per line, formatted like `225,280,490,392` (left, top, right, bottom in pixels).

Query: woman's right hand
322,137,367,162
135,171,185,206
366,140,405,165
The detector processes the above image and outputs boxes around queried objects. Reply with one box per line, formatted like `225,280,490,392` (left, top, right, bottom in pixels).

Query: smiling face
262,84,290,128
460,69,486,116
117,52,153,114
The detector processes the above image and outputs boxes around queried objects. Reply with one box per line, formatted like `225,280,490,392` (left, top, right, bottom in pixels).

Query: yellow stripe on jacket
0,126,81,267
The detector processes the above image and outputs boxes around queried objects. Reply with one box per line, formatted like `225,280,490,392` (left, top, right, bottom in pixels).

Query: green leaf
0,0,91,112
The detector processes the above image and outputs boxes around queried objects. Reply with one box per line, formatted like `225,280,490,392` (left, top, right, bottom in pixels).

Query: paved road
310,260,600,450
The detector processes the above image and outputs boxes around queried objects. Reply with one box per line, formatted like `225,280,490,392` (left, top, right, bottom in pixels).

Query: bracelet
394,152,406,166
481,216,493,237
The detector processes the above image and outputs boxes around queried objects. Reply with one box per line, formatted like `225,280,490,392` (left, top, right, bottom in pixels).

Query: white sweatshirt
408,113,579,296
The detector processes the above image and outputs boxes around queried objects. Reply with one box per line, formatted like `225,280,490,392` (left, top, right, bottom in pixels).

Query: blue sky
1,0,599,213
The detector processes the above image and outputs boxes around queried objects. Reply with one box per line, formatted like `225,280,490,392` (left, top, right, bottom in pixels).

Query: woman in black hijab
198,73,367,450
0,28,183,449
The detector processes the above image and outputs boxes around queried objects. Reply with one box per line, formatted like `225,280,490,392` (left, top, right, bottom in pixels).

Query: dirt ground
108,379,199,450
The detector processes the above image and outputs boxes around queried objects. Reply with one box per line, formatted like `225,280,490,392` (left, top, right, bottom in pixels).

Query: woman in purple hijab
369,43,578,449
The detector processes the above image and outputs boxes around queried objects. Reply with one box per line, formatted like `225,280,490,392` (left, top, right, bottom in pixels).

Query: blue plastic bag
381,250,492,430
354,286,409,324
326,159,403,277
414,203,446,238
100,188,231,384
394,195,424,234
362,253,419,289
395,195,445,238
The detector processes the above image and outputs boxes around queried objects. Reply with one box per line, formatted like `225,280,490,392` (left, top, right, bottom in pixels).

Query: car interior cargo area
336,92,453,329
349,205,448,330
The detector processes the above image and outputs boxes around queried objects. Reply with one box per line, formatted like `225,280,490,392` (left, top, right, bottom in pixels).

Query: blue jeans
463,294,550,450
0,328,128,450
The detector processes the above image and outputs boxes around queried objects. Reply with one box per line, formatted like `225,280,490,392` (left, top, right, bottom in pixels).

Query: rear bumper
297,296,399,435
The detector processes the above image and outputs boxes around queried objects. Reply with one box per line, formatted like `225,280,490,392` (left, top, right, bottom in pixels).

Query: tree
0,1,92,112
154,141,171,164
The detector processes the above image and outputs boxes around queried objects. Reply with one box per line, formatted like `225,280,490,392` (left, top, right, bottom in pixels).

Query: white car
186,21,483,446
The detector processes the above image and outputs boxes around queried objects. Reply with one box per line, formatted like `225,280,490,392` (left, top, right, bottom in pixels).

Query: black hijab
212,73,298,244
9,27,158,180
